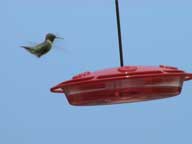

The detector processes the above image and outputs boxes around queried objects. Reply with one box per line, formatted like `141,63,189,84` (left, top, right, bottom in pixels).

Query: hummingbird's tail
21,46,34,54
21,46,41,58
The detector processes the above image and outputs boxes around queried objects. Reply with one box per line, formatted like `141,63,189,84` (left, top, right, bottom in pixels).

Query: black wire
115,0,124,67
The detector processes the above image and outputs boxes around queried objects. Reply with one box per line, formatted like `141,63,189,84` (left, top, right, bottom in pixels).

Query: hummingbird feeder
50,0,192,106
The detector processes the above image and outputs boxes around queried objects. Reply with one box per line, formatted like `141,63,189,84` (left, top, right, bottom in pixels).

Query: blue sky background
2,0,192,143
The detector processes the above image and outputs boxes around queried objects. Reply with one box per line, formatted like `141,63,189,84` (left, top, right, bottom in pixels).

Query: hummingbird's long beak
56,36,64,39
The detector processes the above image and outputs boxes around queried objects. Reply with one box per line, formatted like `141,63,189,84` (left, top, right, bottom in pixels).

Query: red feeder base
51,65,192,106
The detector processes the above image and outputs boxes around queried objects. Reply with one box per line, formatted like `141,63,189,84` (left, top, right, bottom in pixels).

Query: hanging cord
115,0,124,67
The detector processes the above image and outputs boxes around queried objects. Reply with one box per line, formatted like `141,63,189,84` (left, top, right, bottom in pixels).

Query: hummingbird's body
21,33,62,58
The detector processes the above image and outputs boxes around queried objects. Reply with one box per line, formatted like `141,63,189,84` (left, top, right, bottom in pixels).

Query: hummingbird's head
45,33,57,42
45,33,64,42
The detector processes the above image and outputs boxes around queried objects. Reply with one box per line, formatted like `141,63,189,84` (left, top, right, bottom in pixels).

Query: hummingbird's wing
27,41,39,47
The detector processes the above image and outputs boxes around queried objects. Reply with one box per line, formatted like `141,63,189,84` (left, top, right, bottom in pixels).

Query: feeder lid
56,65,190,86
51,65,192,91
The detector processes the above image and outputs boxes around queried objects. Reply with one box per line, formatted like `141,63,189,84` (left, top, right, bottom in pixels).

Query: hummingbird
21,33,63,58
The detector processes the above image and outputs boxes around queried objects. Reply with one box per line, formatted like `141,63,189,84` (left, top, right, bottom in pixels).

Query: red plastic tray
51,65,192,106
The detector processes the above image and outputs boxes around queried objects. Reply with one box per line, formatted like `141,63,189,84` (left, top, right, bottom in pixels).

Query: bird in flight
21,33,63,58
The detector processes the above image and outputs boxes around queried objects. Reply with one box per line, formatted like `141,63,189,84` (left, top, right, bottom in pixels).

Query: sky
2,0,192,143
